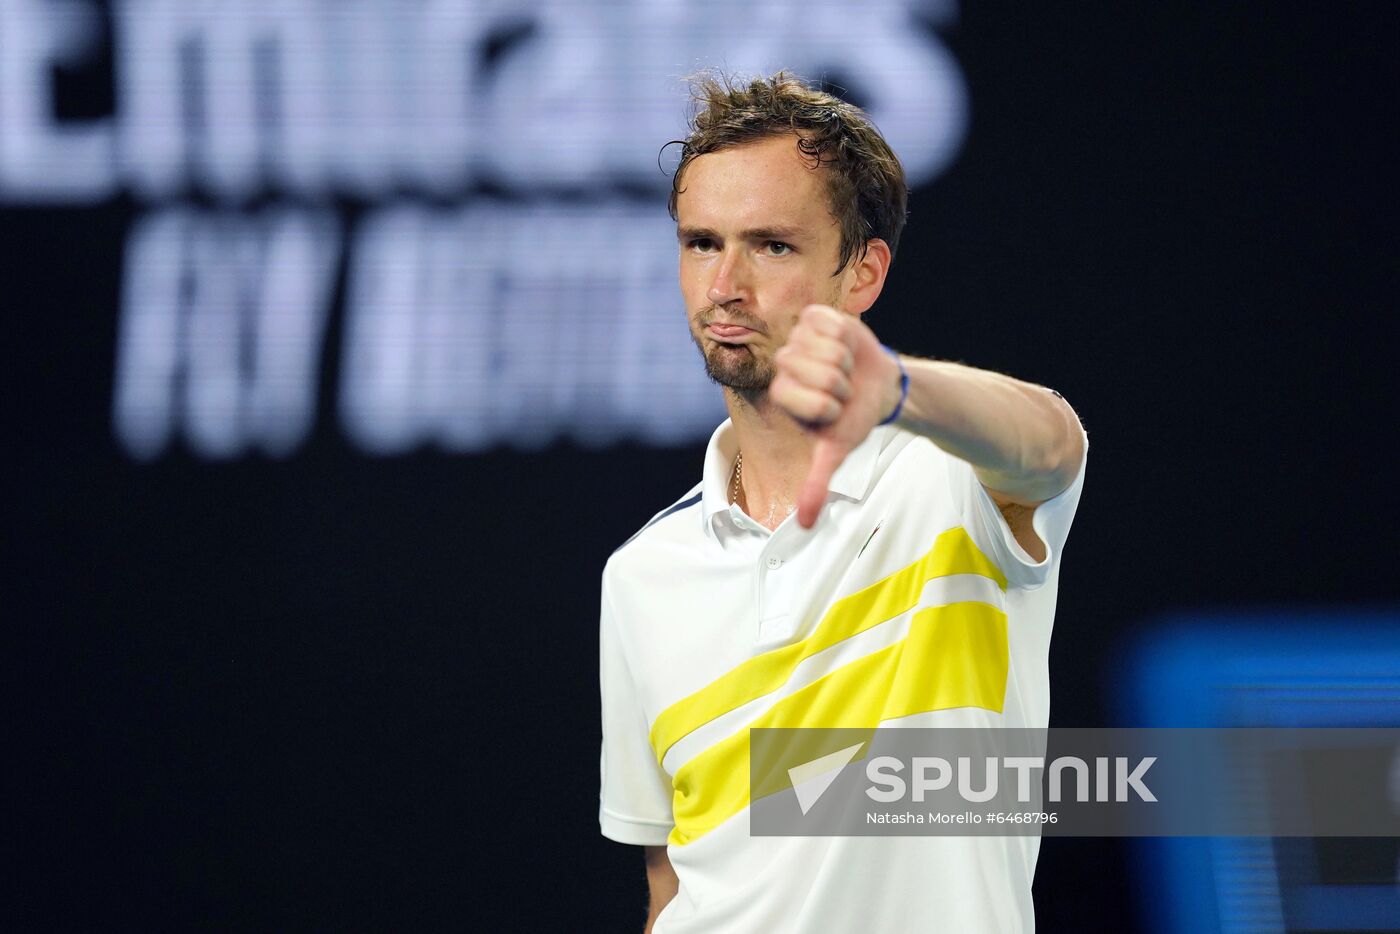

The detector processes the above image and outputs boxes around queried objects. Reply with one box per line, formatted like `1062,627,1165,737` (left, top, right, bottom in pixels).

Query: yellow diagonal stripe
667,600,1008,845
649,526,1007,765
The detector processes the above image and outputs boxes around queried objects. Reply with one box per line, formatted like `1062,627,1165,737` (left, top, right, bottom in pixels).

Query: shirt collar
699,419,887,539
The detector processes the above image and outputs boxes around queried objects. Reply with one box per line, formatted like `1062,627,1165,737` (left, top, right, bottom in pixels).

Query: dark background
11,2,1399,931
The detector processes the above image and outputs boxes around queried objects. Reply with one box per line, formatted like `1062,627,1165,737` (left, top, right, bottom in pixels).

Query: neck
725,387,813,529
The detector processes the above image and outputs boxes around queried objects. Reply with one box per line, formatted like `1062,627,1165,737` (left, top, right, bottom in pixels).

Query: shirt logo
857,520,885,559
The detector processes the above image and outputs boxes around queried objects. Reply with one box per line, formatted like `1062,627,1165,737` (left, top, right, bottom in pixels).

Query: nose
706,248,749,307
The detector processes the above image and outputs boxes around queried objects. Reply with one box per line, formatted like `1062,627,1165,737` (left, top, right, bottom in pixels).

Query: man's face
675,134,849,394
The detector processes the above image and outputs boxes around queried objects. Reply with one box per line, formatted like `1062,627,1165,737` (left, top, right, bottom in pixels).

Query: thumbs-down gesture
770,304,905,529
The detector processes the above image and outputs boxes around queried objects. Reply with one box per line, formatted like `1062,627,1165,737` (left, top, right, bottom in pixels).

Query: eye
688,238,717,252
764,241,793,256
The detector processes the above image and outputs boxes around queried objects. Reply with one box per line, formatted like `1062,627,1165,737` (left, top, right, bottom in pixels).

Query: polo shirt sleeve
945,421,1088,592
599,577,676,845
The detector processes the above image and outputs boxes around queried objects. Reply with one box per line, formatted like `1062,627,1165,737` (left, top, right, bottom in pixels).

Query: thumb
797,437,850,529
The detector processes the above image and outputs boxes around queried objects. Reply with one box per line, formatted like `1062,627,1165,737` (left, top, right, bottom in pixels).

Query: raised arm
890,356,1083,506
771,304,1084,539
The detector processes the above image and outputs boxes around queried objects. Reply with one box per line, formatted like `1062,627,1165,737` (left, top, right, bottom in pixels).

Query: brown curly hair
665,71,908,277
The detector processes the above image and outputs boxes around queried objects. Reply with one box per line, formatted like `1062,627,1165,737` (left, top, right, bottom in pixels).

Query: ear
840,238,892,317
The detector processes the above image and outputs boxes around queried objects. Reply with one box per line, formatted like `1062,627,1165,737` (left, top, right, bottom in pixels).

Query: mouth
705,323,758,344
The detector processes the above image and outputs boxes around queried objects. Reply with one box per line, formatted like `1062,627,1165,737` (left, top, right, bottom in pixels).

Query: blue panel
1288,885,1400,931
1110,607,1400,934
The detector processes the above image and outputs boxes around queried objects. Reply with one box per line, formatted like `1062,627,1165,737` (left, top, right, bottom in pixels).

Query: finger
775,353,853,402
800,304,846,337
797,436,850,529
783,330,854,373
771,377,843,424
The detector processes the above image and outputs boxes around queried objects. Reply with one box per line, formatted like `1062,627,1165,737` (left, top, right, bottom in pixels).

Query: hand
770,304,904,529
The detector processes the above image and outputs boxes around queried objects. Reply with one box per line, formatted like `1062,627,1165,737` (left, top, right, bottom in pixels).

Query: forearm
890,356,1084,504
645,889,675,933
643,845,678,933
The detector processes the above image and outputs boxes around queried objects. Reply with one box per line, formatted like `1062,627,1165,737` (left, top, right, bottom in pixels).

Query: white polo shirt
599,418,1088,933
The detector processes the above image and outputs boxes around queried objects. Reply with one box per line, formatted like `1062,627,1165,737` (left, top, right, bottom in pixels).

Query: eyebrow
677,225,807,243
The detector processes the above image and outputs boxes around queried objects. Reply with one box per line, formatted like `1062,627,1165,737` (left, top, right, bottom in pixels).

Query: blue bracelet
877,344,909,426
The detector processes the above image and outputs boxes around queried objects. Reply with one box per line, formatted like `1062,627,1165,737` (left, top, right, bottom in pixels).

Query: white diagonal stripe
662,573,1004,774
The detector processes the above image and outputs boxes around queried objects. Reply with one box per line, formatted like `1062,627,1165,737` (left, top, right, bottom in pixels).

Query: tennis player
599,72,1088,933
